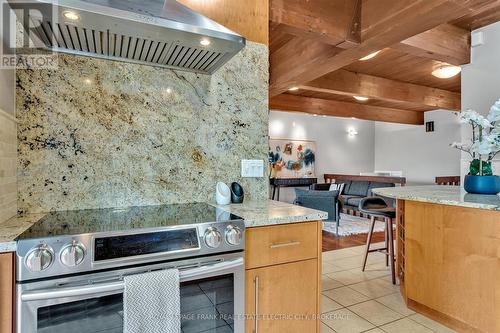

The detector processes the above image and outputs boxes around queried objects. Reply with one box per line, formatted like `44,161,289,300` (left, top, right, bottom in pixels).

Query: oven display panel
94,228,199,261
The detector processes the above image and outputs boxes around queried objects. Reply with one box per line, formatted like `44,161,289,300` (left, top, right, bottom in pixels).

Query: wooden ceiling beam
270,0,496,97
393,24,470,65
302,69,461,110
270,37,341,91
451,2,500,30
270,0,361,47
270,94,425,125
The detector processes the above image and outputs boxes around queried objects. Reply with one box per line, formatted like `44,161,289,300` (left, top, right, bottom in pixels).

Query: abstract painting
269,139,316,178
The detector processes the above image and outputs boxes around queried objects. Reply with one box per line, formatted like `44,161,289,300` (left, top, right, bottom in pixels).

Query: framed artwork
269,138,316,178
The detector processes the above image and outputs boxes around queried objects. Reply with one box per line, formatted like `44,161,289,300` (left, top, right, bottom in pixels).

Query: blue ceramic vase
464,175,500,195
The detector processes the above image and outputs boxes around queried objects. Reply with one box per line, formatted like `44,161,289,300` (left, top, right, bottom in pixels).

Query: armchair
293,188,341,235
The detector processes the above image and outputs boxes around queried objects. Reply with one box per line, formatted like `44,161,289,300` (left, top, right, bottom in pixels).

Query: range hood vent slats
11,0,245,74
77,28,88,52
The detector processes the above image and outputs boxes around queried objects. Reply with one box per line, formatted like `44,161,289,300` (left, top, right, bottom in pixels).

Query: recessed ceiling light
359,51,380,61
353,96,369,101
288,87,299,91
63,11,80,21
351,117,357,119
432,65,461,79
313,114,317,117
200,38,211,46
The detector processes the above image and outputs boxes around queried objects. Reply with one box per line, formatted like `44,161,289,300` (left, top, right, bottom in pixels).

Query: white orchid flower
459,109,492,128
487,99,500,122
452,99,500,161
471,141,493,155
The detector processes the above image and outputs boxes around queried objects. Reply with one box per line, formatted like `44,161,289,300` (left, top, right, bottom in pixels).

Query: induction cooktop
17,202,242,240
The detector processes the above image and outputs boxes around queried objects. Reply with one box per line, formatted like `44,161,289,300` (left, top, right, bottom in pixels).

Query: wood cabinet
400,201,500,333
177,0,269,44
0,252,14,333
245,221,321,333
245,221,318,269
245,259,318,332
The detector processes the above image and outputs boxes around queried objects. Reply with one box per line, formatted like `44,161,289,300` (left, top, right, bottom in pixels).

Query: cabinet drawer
245,221,319,269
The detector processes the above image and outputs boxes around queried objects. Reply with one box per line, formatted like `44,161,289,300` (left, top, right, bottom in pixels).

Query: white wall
269,110,461,202
269,111,375,202
374,110,461,185
461,21,500,177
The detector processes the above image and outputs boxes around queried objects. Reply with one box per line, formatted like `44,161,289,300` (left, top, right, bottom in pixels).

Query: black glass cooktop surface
17,203,242,240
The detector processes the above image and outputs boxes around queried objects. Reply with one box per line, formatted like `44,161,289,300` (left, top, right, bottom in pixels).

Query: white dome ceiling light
432,65,461,79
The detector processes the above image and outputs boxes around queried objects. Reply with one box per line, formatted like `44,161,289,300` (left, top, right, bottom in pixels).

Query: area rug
323,213,386,236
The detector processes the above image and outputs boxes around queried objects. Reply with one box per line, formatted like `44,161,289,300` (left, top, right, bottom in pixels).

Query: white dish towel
124,269,181,333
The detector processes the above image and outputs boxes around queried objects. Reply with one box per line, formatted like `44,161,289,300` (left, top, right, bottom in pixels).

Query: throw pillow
329,183,345,194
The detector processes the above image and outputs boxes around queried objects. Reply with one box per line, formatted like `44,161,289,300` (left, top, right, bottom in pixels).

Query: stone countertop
0,213,46,253
372,185,500,211
214,200,328,227
0,200,327,253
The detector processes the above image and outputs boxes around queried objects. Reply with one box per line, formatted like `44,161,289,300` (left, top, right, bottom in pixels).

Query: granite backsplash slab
16,42,269,214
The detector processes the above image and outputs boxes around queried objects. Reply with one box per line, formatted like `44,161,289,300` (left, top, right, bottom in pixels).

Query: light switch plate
241,159,264,177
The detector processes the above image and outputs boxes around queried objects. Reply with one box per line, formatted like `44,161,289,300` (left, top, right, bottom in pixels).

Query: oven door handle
21,257,243,302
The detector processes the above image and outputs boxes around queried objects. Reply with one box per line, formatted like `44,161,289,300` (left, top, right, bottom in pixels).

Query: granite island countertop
372,185,500,210
0,200,327,253
214,199,328,227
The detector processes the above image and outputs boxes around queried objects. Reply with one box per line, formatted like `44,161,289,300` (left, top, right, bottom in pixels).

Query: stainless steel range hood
9,0,246,73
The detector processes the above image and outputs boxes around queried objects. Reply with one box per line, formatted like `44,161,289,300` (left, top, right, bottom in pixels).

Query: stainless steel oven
17,252,244,333
15,203,246,333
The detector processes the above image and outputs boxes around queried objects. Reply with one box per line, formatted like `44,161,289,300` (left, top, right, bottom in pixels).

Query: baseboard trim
407,298,486,333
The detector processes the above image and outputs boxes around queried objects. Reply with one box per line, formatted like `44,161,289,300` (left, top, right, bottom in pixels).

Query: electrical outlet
241,159,264,177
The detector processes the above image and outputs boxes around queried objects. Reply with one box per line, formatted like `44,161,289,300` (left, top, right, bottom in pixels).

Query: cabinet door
0,252,14,333
245,259,318,333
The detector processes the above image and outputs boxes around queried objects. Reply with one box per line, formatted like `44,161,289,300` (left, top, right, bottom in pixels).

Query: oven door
17,252,244,333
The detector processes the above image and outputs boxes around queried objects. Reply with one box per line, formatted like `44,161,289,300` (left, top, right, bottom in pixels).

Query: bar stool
359,197,396,284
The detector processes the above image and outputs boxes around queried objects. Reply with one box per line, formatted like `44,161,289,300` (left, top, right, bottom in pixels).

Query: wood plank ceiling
269,0,500,124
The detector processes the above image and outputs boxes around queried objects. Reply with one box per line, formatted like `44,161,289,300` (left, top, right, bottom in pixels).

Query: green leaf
469,159,493,176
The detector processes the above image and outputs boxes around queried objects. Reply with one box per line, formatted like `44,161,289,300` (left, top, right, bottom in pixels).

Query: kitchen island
372,185,500,333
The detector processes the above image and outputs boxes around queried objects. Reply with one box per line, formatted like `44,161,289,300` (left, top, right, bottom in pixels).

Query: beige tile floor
320,243,457,333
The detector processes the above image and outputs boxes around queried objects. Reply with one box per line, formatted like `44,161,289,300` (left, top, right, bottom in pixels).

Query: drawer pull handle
270,241,301,249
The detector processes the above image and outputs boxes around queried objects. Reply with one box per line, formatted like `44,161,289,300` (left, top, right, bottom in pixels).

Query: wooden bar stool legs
359,197,397,284
385,219,389,267
386,217,396,284
361,215,396,284
361,216,376,271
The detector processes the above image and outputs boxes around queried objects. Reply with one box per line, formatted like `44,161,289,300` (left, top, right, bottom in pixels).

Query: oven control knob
25,244,54,272
225,225,243,246
60,240,86,267
204,227,222,248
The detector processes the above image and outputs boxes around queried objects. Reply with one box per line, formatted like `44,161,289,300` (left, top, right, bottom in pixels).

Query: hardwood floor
322,230,386,251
